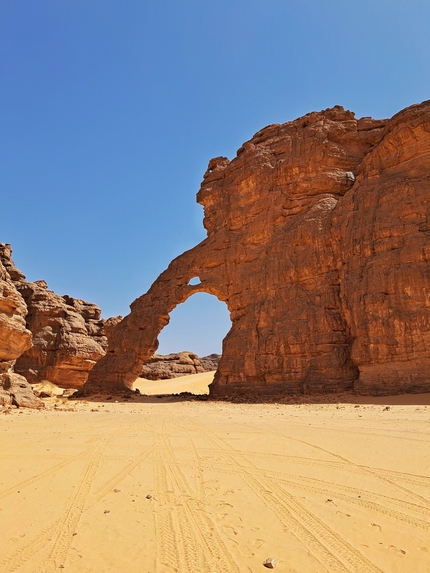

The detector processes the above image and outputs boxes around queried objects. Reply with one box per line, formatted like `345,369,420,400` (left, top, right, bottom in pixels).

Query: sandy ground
134,370,214,395
1,373,429,573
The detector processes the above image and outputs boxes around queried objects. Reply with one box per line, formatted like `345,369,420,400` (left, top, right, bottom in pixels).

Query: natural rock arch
85,101,430,397
156,291,230,358
84,246,235,393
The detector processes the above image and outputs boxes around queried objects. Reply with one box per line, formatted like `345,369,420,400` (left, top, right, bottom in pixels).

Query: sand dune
0,383,429,572
134,370,214,395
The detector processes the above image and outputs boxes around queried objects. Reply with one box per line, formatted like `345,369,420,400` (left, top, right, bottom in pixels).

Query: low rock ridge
84,100,430,398
140,352,220,380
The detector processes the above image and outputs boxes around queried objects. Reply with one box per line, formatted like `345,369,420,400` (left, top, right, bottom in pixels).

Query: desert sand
1,372,429,573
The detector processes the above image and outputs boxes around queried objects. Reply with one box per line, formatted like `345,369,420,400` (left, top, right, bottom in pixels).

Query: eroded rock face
332,102,430,394
0,244,107,389
85,101,430,397
0,251,40,407
0,254,32,363
0,368,42,408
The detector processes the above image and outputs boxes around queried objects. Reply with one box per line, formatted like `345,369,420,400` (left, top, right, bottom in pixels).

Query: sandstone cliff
84,100,430,397
0,244,107,390
0,251,40,407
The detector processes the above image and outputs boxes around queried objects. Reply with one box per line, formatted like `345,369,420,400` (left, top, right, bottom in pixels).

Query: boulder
0,368,42,408
0,251,32,362
32,380,76,398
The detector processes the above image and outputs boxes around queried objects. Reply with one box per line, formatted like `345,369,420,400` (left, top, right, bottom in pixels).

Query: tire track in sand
196,458,430,531
1,419,131,573
0,446,96,502
153,417,239,573
184,417,385,573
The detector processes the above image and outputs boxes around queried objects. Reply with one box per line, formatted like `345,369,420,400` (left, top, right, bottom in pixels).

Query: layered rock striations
0,244,107,389
85,100,430,397
331,103,430,394
0,250,40,407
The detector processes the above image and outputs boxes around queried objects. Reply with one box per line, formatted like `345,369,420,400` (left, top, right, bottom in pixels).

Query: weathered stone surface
141,351,208,380
85,101,430,397
0,249,32,362
0,368,42,408
0,244,107,389
0,250,38,407
332,102,430,394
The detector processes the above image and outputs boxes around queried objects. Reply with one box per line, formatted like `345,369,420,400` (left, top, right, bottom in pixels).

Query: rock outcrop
0,252,41,407
84,100,430,397
199,353,221,372
140,351,220,380
0,244,107,389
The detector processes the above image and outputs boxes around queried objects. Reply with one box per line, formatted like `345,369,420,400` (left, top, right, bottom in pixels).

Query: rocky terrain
0,244,107,393
0,251,40,407
140,352,220,380
0,242,220,404
84,100,430,398
199,353,221,372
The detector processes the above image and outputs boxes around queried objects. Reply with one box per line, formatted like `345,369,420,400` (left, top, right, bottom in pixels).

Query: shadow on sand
70,389,430,407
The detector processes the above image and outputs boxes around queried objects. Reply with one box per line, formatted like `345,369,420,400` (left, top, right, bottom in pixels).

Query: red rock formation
0,244,107,389
332,102,430,394
84,101,430,397
0,249,40,407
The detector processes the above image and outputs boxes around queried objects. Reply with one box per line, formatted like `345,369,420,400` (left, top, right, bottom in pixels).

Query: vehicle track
184,417,385,573
153,417,239,573
153,454,184,572
196,458,430,531
0,446,95,502
1,420,132,573
166,445,430,490
288,423,430,444
85,445,154,507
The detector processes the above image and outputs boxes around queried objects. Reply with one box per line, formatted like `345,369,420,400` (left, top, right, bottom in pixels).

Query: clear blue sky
1,0,430,355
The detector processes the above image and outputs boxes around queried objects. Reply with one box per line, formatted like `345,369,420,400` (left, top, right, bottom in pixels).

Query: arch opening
134,292,231,396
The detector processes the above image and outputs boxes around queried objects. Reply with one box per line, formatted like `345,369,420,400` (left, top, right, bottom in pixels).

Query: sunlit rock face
0,250,32,363
85,100,430,397
0,247,39,407
0,244,107,390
